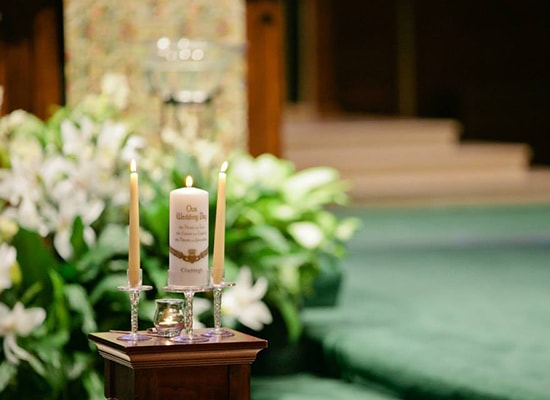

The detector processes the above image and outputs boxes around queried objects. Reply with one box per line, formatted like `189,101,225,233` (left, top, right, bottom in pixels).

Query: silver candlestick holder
203,281,235,338
164,285,210,343
117,269,152,342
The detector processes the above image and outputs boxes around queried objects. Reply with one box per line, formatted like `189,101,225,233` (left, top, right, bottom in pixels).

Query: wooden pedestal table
89,328,268,400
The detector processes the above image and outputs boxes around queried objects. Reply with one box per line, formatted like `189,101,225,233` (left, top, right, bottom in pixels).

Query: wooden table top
89,328,268,368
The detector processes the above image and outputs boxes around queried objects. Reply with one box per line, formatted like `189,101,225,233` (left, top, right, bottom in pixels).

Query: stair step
285,142,531,174
349,168,550,205
281,113,550,206
283,117,461,149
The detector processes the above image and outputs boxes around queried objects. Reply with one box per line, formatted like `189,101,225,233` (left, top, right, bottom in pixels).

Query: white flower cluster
0,242,15,293
0,243,46,368
222,266,272,331
0,302,46,369
191,267,272,331
0,74,143,260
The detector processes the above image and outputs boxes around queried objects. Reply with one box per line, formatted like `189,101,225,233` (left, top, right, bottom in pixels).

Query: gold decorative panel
63,0,246,150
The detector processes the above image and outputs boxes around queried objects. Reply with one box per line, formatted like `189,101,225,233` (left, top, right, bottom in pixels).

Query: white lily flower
0,156,42,207
61,117,94,159
0,243,16,292
0,302,46,369
9,133,44,164
288,221,324,249
47,183,103,260
222,267,272,331
96,121,127,165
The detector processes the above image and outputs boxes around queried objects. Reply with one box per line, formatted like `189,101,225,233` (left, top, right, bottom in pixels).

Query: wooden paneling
1,1,285,159
246,0,284,157
0,0,64,118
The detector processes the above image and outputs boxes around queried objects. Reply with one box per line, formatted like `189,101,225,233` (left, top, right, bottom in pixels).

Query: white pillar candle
128,160,141,287
212,161,228,285
168,176,209,287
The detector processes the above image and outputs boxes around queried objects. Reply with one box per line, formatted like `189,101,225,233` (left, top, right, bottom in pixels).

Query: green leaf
335,217,362,242
12,228,58,304
142,199,169,248
82,368,105,400
18,282,43,305
248,225,291,254
142,256,167,295
0,362,17,392
89,273,127,306
97,223,128,253
47,269,71,335
76,224,128,282
271,295,302,343
65,284,97,334
70,216,88,260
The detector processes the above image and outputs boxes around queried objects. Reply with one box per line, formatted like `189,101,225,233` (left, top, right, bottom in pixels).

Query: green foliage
221,152,361,341
0,81,358,398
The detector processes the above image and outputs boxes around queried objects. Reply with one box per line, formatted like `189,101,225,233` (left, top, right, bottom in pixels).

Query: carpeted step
283,117,460,149
350,168,550,206
299,204,550,400
286,141,530,175
282,114,550,206
251,373,401,400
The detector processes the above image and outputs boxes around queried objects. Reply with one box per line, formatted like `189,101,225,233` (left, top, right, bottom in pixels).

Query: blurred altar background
1,0,249,153
63,0,247,152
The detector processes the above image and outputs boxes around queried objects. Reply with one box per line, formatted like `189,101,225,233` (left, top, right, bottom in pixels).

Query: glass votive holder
153,298,185,337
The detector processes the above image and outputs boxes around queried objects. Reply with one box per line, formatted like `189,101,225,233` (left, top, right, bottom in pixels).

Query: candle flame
130,159,137,173
220,161,228,173
185,175,193,187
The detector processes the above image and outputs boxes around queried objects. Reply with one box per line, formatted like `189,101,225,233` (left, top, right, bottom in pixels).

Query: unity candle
168,176,209,287
128,159,141,287
212,161,228,285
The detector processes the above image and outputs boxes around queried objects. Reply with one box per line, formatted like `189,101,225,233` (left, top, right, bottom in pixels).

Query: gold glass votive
153,298,185,337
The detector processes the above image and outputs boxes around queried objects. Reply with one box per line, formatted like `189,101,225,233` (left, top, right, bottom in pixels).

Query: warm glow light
185,176,193,187
130,159,137,173
220,161,228,173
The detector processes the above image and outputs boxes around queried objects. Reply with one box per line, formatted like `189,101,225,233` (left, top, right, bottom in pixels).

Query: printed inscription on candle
173,205,207,274
176,205,207,223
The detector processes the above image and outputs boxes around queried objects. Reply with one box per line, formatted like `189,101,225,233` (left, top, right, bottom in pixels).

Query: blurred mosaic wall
63,0,246,150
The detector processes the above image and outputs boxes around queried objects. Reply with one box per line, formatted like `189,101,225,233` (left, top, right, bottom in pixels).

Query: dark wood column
246,0,284,157
1,1,285,158
0,0,64,118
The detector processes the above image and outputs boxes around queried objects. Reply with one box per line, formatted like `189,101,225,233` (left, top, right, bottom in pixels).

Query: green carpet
300,203,550,400
251,373,400,400
251,204,550,399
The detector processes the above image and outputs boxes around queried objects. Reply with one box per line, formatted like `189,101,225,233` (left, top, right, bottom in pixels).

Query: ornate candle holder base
164,285,210,344
117,271,153,342
203,281,235,338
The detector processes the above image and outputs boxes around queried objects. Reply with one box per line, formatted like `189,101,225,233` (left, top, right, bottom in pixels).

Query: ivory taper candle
212,161,228,285
128,159,140,287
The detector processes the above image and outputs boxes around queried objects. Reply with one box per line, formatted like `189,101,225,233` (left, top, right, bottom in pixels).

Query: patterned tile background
63,0,246,150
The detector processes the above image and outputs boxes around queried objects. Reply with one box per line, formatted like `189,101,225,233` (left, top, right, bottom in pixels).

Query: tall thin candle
128,159,140,287
212,161,228,285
